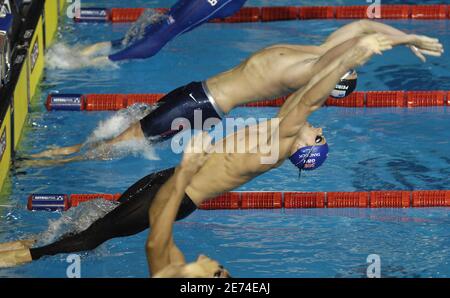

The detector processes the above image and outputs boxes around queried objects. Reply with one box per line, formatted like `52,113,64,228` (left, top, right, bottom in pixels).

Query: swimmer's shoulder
264,44,324,55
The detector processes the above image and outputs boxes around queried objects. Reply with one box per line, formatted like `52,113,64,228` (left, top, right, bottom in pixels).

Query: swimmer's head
289,122,329,171
184,255,231,278
330,69,358,99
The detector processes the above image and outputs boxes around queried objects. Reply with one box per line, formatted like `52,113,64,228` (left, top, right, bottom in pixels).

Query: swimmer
148,133,230,278
30,20,443,164
1,32,441,269
80,0,247,65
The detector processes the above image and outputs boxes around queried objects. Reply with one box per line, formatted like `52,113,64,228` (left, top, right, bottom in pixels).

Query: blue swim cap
289,143,329,171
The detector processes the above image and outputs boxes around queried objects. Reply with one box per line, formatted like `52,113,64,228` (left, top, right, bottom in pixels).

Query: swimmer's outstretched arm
279,36,366,118
381,34,443,59
324,20,443,61
147,133,223,277
324,20,404,49
280,34,391,131
147,133,209,274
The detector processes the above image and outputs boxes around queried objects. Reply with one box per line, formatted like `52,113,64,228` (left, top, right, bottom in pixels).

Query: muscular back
206,45,324,113
185,120,293,205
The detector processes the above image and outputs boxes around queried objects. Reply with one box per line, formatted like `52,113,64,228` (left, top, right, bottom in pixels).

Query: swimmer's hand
407,35,444,62
182,255,230,278
153,255,230,278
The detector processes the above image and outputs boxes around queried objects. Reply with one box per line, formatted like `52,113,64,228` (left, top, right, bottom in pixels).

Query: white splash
45,42,118,70
122,8,168,47
82,103,160,161
37,200,120,246
87,103,155,143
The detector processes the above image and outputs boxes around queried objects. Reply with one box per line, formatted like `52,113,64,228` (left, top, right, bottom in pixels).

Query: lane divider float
27,194,121,212
27,190,450,211
74,5,450,23
46,91,450,111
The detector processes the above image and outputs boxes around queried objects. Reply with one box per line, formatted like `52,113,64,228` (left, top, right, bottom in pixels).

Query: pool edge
0,0,65,192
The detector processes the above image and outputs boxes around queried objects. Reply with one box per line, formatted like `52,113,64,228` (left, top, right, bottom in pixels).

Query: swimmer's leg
108,0,247,61
30,144,83,159
81,41,113,57
30,119,143,160
101,121,145,147
16,155,87,168
28,169,197,261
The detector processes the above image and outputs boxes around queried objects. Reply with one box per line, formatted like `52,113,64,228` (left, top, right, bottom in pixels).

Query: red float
261,7,299,22
298,6,334,19
406,91,445,108
221,7,260,23
327,192,369,208
370,191,410,208
366,91,405,108
199,193,240,210
336,6,368,19
241,192,282,209
84,94,127,111
412,190,450,207
411,5,447,19
284,192,325,208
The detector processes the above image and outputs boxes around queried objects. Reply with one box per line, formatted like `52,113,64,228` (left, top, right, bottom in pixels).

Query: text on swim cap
335,84,349,90
298,152,322,158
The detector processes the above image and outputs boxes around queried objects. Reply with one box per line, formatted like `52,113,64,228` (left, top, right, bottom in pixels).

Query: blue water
1,0,450,277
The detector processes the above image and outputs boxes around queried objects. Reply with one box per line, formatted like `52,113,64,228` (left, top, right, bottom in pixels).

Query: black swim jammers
139,81,224,140
30,168,197,260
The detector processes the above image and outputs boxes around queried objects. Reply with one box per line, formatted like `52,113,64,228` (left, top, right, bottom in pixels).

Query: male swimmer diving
29,20,443,165
81,0,247,65
0,31,443,269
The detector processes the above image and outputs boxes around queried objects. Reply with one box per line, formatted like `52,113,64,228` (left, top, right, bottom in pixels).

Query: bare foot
0,240,36,252
0,249,33,268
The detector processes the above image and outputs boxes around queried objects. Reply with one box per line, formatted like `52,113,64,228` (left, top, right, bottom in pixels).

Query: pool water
1,0,450,277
